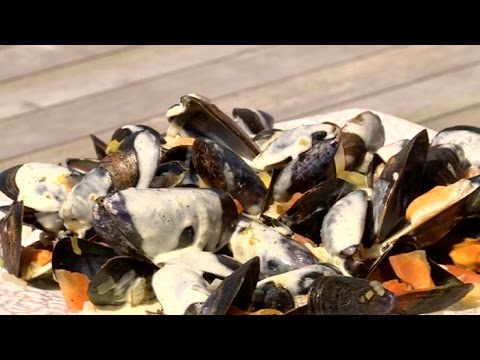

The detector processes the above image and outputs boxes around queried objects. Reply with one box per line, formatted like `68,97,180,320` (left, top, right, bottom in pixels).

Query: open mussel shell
252,128,283,148
149,161,189,188
419,144,467,194
230,214,319,280
253,124,341,202
66,158,100,175
426,217,480,265
0,165,22,201
368,129,429,245
166,94,260,160
232,108,274,135
279,178,355,244
52,237,116,280
192,137,267,215
341,132,367,171
89,134,108,160
1,201,59,283
391,259,473,315
273,133,339,201
0,163,78,213
159,145,202,188
365,238,473,314
93,188,239,265
0,200,23,277
431,125,480,167
306,275,395,315
407,176,480,249
196,256,260,315
366,235,418,283
252,263,342,313
88,256,159,307
152,252,240,315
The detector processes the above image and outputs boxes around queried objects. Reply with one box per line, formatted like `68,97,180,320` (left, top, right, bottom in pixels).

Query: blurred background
0,45,478,169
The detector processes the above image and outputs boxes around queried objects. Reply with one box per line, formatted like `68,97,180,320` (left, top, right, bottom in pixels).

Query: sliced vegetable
382,279,413,295
20,247,52,267
443,264,480,284
55,269,90,313
449,239,480,272
389,250,435,290
405,180,475,226
287,192,304,211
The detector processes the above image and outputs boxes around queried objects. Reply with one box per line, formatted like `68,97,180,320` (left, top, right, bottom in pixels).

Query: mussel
93,188,238,264
192,137,267,215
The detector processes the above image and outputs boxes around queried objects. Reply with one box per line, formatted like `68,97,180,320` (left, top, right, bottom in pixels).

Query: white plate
0,108,478,315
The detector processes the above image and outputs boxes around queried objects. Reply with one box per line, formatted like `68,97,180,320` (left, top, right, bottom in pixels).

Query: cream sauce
15,163,72,212
59,167,112,237
151,250,235,315
133,131,160,188
166,103,186,119
376,140,408,163
256,264,338,296
321,190,367,256
152,261,213,315
342,111,385,151
432,129,480,166
251,124,338,171
115,188,227,264
230,215,317,279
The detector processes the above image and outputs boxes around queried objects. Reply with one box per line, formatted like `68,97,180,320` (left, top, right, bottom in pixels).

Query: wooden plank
0,45,392,162
297,62,480,127
208,45,480,124
421,103,480,131
0,45,134,82
0,45,263,120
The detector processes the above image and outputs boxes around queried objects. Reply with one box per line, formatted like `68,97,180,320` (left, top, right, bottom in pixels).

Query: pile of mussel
1,93,480,315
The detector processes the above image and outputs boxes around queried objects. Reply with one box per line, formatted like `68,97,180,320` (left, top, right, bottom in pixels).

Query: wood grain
209,45,480,123
0,45,133,82
0,45,391,161
0,45,262,119
421,103,480,131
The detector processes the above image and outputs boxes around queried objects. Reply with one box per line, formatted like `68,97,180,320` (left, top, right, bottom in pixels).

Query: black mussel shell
307,275,395,315
279,179,355,243
192,137,267,215
368,129,429,245
198,256,260,315
0,200,23,277
52,237,116,280
88,256,158,307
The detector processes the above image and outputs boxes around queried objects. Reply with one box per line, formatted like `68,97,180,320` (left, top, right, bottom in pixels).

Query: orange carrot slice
287,192,304,210
406,180,475,226
449,239,480,271
55,269,90,313
382,279,413,295
389,250,435,290
21,247,52,267
444,264,480,284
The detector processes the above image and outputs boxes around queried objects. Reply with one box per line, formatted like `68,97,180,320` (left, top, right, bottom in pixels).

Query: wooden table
0,45,478,170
